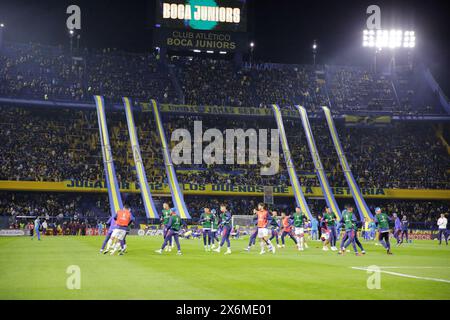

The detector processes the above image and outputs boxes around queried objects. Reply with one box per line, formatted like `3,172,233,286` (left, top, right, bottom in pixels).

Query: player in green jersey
292,207,309,251
374,207,393,254
160,202,173,252
199,207,213,251
323,206,338,251
155,208,183,255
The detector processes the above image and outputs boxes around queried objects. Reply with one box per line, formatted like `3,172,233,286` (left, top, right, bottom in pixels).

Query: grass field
0,236,449,299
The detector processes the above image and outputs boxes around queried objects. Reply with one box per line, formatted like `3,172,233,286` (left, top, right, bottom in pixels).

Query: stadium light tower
363,29,415,74
249,41,255,65
0,23,4,50
312,40,318,66
68,29,75,53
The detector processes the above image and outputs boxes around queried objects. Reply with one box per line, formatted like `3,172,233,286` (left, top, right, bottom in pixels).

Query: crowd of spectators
0,192,447,228
1,104,448,189
0,42,443,113
0,43,177,104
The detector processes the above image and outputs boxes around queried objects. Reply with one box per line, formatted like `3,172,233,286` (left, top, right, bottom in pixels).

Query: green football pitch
0,236,449,300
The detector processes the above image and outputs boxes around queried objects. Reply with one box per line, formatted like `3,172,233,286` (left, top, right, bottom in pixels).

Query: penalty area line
351,267,450,284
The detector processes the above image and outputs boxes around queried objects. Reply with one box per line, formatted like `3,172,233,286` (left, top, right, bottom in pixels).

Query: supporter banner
272,104,312,219
94,96,123,216
154,28,247,52
1,180,450,200
323,106,373,220
150,99,191,219
140,103,300,118
297,105,341,219
344,115,391,126
123,97,159,219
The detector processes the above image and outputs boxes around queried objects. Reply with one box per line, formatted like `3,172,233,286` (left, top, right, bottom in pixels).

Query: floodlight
363,29,415,49
0,23,4,28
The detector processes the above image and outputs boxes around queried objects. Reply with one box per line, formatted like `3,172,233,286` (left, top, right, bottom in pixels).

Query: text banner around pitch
151,99,191,219
123,97,159,219
322,106,373,220
271,104,312,219
297,105,341,219
93,95,123,216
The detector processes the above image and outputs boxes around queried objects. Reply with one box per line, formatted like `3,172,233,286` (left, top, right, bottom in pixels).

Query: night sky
1,0,449,93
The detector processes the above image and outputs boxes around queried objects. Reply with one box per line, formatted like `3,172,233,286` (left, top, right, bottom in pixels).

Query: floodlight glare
362,29,415,49
0,23,4,28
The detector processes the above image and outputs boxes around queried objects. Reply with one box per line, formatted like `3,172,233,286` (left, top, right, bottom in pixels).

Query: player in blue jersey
399,215,409,244
245,209,259,251
393,213,402,245
100,215,117,254
213,204,232,255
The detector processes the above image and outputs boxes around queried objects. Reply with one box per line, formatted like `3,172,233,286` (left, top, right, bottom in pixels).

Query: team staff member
437,213,448,245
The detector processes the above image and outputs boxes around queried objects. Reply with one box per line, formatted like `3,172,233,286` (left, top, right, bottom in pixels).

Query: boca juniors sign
154,28,247,52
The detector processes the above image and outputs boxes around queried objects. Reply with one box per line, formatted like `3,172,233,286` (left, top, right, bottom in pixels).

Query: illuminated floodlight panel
363,29,415,48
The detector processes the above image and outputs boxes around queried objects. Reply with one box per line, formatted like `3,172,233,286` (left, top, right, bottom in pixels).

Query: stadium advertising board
1,180,449,200
156,0,247,32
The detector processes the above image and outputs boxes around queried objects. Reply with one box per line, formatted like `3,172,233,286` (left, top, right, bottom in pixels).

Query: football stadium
0,0,449,303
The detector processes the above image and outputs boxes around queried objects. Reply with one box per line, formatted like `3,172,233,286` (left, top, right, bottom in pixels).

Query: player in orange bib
256,203,275,255
109,205,135,256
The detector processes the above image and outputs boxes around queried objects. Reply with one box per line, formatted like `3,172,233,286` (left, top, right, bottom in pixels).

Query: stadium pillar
0,25,3,51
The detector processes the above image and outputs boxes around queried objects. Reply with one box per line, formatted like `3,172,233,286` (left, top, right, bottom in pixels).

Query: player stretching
269,211,281,248
161,203,173,252
323,206,338,251
280,212,297,247
109,205,135,256
293,207,308,251
199,207,213,251
156,209,183,255
374,207,393,254
213,204,232,254
393,213,402,246
255,203,275,254
437,213,448,245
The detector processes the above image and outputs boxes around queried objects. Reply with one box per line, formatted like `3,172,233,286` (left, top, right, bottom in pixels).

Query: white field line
351,267,450,284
